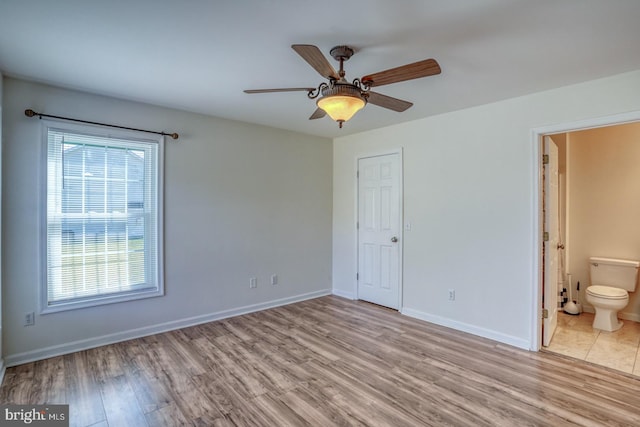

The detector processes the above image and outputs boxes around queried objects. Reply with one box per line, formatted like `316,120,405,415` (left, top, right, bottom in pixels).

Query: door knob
391,236,398,243
557,243,565,250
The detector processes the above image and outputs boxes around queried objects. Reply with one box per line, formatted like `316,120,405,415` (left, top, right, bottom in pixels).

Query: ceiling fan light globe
317,95,365,122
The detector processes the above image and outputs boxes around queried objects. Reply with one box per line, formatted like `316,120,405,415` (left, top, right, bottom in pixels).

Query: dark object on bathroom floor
564,275,580,315
575,281,583,313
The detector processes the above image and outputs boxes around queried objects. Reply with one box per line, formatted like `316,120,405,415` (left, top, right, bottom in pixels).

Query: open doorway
535,115,640,376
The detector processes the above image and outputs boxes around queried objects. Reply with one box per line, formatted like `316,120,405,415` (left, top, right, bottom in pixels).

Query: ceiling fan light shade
317,95,365,122
316,83,366,125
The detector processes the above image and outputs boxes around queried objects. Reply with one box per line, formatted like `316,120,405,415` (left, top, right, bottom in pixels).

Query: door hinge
356,273,359,280
356,221,359,230
543,232,549,242
542,154,549,165
357,170,359,178
542,309,549,319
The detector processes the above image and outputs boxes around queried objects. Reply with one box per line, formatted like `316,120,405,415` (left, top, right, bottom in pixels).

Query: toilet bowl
585,285,629,332
586,257,639,332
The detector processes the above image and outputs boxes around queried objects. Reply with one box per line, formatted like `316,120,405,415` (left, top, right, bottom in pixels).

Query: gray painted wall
2,78,333,363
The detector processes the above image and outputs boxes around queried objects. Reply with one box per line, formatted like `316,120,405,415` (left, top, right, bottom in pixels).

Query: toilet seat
586,285,628,300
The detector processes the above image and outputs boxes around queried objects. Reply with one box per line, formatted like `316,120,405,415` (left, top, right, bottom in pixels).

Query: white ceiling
1,0,640,138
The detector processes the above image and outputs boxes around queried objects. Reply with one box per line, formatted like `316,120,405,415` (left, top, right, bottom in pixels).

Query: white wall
333,70,640,349
2,78,333,365
567,122,640,321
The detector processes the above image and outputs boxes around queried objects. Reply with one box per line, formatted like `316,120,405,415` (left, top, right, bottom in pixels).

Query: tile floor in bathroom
545,311,640,377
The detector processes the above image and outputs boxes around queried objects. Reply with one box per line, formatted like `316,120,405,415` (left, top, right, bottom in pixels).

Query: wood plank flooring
2,296,640,426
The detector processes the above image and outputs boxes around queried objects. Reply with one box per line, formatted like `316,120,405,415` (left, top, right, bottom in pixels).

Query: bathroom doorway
534,113,640,376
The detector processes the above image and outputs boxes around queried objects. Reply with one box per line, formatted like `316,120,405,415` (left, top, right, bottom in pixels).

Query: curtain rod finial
169,133,179,140
25,109,36,117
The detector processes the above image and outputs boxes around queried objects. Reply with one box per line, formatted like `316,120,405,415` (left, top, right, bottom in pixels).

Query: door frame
530,110,640,351
355,148,404,310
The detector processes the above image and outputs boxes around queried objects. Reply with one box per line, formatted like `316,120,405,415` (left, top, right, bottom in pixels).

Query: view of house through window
45,126,163,311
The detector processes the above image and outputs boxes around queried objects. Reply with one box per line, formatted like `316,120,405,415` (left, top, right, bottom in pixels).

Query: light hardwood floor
2,296,640,426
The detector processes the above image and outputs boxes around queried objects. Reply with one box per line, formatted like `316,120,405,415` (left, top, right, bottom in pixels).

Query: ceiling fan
244,44,441,128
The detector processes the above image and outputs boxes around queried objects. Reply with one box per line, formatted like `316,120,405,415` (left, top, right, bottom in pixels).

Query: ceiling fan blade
309,108,326,120
292,44,339,80
361,58,441,87
244,87,315,94
366,91,413,112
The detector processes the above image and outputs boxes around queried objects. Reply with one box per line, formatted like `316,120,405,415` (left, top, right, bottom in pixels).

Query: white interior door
543,136,559,347
357,153,401,309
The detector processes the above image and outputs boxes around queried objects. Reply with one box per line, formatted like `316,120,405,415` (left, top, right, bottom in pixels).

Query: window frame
40,120,164,313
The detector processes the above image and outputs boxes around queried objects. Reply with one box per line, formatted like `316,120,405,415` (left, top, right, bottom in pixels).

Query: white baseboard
401,307,530,350
332,289,356,300
620,312,640,322
5,289,331,367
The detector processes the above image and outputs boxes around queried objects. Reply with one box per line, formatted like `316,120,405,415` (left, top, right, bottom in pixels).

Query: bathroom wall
567,122,640,321
549,133,568,249
550,133,567,174
557,135,568,276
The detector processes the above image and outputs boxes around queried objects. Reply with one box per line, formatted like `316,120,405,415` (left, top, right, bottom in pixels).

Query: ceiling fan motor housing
330,45,355,62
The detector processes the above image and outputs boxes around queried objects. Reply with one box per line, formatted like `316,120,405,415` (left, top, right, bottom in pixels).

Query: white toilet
585,257,639,332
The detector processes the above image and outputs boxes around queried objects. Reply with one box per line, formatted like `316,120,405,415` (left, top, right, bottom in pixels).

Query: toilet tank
589,257,640,291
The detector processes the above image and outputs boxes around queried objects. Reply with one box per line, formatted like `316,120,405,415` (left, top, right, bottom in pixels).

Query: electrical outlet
24,312,35,326
448,289,455,301
271,274,278,285
249,277,257,289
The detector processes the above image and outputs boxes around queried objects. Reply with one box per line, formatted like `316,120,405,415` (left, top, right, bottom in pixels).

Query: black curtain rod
24,109,179,140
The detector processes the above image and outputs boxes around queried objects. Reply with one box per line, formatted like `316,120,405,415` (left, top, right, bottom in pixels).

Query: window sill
41,286,164,314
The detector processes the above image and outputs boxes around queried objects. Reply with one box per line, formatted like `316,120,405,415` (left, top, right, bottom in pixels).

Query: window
44,124,163,312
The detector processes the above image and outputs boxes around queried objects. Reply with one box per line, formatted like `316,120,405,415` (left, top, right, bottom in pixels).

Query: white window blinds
45,125,163,311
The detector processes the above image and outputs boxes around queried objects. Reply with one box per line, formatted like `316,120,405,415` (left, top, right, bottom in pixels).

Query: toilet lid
587,285,628,299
